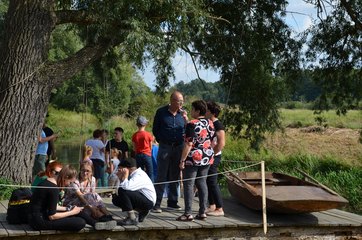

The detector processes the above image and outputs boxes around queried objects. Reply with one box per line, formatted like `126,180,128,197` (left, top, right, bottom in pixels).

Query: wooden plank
0,222,8,237
153,210,198,230
21,224,40,236
325,209,362,224
1,222,27,237
0,201,8,222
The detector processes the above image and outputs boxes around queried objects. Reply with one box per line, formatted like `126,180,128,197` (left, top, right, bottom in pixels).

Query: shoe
138,210,150,222
99,214,114,222
205,206,216,213
95,220,117,230
176,214,194,221
117,217,139,226
195,213,207,220
167,204,182,210
206,210,224,217
151,207,162,213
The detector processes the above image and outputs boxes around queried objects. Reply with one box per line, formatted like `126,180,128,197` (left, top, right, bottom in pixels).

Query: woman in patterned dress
177,100,215,221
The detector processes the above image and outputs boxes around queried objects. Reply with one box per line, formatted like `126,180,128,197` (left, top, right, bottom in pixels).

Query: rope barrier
0,161,262,190
0,62,46,95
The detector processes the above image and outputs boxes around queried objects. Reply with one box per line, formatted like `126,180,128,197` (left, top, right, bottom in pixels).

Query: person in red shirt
132,116,154,182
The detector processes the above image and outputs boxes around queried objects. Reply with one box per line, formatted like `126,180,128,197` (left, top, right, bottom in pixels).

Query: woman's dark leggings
28,211,95,231
206,155,223,208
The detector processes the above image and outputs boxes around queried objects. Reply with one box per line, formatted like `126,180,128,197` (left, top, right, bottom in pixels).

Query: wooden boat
226,171,349,214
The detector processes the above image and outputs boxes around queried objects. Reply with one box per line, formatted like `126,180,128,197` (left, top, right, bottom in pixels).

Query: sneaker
167,204,182,210
95,220,117,230
99,214,114,222
151,207,162,213
138,210,150,222
205,206,216,213
206,210,224,217
117,217,138,226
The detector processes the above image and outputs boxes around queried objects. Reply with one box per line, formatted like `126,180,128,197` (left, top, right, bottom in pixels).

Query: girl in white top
108,148,120,188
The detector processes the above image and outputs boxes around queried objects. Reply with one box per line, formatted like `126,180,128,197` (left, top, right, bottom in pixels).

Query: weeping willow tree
0,0,360,183
0,0,210,183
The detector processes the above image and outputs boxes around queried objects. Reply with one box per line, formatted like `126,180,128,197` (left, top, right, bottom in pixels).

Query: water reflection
56,142,82,167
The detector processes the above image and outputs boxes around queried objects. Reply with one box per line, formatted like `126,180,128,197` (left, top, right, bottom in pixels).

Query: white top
110,158,120,175
85,139,105,161
119,168,156,204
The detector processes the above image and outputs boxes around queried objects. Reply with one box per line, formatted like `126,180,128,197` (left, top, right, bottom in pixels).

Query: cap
119,158,137,168
137,116,149,126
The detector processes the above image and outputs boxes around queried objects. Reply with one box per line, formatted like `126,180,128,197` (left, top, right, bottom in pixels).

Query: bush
0,178,16,200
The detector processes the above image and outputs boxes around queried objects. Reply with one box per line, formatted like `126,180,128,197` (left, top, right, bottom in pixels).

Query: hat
137,116,149,126
119,158,137,168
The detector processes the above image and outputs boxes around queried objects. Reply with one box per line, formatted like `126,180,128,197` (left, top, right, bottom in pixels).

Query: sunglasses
53,170,60,176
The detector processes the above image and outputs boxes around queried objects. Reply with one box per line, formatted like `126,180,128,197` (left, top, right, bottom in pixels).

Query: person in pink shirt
132,116,154,182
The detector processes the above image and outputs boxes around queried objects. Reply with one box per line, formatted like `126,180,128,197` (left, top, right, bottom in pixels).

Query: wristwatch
66,205,74,211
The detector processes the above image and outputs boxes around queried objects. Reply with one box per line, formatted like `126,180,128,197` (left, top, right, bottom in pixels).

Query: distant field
280,109,362,129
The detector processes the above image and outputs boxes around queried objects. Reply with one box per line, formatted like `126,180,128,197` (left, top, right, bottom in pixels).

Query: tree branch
340,0,362,31
182,46,208,90
55,10,98,25
44,39,112,87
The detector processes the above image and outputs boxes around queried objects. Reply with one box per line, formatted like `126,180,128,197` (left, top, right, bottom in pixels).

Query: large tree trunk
0,0,56,183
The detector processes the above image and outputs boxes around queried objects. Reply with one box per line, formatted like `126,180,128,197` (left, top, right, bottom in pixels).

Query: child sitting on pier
63,161,113,222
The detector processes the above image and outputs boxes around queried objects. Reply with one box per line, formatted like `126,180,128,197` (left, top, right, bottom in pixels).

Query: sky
140,1,318,90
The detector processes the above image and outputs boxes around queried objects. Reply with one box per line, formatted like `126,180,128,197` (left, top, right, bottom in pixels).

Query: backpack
7,188,32,224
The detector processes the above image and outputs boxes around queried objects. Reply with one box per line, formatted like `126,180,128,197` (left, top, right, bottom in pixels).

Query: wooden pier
0,197,361,239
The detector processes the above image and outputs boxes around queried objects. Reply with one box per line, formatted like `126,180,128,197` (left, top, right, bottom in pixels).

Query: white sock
128,210,136,220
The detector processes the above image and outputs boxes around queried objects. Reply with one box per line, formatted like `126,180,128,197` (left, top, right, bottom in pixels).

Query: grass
280,109,362,129
47,105,101,143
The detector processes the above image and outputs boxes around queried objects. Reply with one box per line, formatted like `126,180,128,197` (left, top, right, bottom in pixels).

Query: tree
185,1,302,148
305,0,362,114
0,0,209,183
174,79,227,103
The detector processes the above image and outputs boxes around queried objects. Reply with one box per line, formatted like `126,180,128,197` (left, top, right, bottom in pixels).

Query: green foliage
0,177,15,200
186,1,302,150
305,1,362,114
173,79,226,104
47,106,100,142
0,0,8,51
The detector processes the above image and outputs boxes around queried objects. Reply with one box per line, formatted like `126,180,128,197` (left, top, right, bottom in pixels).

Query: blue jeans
32,154,47,177
182,165,210,215
136,153,154,182
154,143,183,207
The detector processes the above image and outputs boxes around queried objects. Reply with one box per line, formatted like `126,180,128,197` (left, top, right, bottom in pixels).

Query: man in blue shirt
152,91,188,212
32,128,57,180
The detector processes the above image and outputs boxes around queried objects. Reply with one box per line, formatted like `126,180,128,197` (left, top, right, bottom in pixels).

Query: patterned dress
63,176,105,211
184,118,215,166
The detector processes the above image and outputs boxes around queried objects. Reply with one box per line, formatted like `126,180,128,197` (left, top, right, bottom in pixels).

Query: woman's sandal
195,213,207,220
176,214,194,221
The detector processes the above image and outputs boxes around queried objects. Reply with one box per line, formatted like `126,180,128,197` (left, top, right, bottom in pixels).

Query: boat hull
226,171,349,214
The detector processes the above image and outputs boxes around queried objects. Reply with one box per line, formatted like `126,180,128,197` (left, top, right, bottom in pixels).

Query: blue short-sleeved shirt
36,130,48,155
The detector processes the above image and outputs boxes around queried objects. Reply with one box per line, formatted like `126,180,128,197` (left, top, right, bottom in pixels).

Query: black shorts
91,158,105,180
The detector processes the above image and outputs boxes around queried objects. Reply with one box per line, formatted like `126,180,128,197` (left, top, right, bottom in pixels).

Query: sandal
195,213,207,220
176,214,194,221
